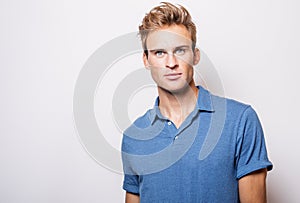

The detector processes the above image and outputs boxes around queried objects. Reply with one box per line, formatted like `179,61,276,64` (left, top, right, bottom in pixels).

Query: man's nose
166,53,178,69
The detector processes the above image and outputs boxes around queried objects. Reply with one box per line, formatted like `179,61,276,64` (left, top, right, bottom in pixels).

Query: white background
1,0,299,202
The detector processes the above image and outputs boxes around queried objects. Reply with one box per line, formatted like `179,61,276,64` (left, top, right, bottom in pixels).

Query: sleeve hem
237,161,273,179
123,184,139,195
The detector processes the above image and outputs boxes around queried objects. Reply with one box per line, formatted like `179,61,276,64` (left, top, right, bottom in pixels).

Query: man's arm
125,192,140,203
238,168,267,203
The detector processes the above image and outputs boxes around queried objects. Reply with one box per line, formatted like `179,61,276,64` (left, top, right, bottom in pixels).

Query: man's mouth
164,73,182,80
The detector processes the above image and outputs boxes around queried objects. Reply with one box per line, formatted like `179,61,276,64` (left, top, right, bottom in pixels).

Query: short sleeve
123,174,139,194
235,106,273,179
122,134,140,194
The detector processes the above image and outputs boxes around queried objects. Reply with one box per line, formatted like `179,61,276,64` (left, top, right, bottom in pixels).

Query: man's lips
164,73,182,80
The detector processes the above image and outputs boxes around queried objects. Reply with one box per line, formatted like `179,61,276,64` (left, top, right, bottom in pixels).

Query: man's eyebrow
174,45,190,49
148,45,191,52
148,49,165,53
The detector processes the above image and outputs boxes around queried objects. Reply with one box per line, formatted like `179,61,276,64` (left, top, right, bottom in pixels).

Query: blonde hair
139,2,197,55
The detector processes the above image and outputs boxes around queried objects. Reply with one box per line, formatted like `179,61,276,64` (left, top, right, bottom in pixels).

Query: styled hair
139,2,197,56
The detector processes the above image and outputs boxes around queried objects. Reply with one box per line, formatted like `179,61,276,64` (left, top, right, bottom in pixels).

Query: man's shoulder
122,108,158,153
225,97,250,112
123,108,154,135
206,93,262,137
207,89,250,111
198,86,250,114
206,90,258,123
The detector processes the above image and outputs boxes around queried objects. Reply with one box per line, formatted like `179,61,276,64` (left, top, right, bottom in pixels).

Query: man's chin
159,84,191,95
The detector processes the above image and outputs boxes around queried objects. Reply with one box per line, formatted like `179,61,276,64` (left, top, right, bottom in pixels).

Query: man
122,2,272,203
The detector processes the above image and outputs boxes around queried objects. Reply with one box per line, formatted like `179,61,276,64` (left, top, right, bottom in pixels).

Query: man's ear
143,52,150,70
193,48,200,65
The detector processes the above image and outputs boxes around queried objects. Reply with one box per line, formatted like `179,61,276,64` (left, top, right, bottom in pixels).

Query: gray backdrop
1,0,299,202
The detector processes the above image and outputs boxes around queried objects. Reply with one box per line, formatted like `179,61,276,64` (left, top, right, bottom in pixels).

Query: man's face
143,24,200,93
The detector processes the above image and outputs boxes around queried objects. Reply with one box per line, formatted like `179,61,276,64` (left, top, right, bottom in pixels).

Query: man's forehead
146,29,192,50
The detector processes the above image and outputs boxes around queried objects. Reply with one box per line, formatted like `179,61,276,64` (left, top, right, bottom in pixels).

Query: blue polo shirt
122,86,272,203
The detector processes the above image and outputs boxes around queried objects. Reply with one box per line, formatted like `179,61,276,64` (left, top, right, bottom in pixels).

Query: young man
122,2,272,203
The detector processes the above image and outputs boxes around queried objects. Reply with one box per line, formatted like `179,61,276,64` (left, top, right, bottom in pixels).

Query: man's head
139,2,200,93
139,2,197,56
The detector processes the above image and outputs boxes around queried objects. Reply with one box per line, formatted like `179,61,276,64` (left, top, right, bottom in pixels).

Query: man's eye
155,51,165,57
175,48,185,55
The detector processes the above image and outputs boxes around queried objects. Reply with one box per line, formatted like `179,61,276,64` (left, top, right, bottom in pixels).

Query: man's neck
157,81,198,128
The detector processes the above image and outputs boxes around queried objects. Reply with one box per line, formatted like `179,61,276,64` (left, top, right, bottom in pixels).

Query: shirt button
174,136,178,140
167,121,172,126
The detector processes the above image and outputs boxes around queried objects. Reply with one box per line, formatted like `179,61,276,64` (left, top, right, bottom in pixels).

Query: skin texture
238,169,268,203
125,192,140,203
125,24,268,203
